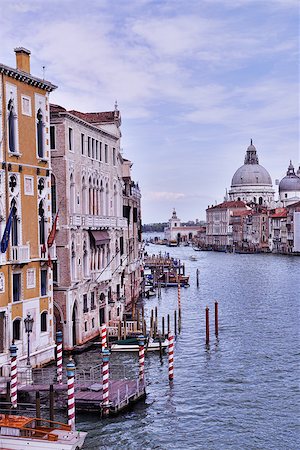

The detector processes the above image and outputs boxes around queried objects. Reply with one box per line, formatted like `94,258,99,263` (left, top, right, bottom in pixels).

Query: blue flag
1,208,14,253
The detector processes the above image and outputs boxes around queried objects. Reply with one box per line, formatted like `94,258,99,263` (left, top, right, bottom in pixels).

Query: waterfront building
0,48,57,369
206,201,250,249
50,104,139,349
228,140,275,207
122,159,142,309
269,208,288,253
164,209,202,244
278,161,300,206
286,201,300,253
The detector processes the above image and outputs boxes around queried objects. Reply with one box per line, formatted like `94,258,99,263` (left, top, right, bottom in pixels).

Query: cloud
143,191,186,201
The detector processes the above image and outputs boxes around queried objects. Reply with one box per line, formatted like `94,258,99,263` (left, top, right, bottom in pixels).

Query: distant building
278,161,300,206
228,140,275,207
164,209,202,244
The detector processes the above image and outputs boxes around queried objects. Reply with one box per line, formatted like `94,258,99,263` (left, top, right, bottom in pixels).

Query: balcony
92,268,112,283
11,245,30,263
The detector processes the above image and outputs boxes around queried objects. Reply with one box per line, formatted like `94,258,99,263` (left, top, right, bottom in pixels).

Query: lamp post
24,313,34,366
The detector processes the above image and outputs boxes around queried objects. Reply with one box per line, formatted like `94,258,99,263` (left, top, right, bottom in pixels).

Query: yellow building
0,48,57,371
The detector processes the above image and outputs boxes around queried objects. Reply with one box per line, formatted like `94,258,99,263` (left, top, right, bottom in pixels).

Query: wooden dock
17,378,145,416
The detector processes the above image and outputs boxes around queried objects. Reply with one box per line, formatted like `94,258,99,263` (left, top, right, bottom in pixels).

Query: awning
90,230,110,246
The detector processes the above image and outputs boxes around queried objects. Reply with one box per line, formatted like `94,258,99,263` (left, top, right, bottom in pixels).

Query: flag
47,252,52,268
47,211,59,248
0,208,13,253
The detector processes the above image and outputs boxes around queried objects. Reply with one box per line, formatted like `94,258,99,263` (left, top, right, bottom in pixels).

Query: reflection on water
77,243,300,450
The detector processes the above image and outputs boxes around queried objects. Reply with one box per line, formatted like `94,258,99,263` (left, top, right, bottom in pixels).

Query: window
68,128,73,151
104,144,108,163
92,318,95,328
83,294,88,313
50,126,56,149
22,96,31,116
84,321,87,332
92,138,95,159
81,133,85,155
13,273,21,302
39,201,46,245
37,108,44,158
41,311,47,332
27,269,36,289
53,261,58,284
113,148,116,165
120,236,124,255
99,142,102,161
24,176,34,196
51,174,57,215
88,137,91,157
91,292,95,310
11,199,18,246
133,207,138,223
40,269,47,296
13,319,21,341
95,141,98,160
8,99,16,153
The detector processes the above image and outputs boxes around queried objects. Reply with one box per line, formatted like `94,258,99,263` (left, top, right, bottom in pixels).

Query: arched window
82,177,87,214
88,177,92,215
100,181,104,215
259,197,263,205
11,199,18,246
70,174,75,213
38,200,46,245
51,174,57,216
106,182,109,216
8,99,16,153
37,108,44,158
113,184,117,216
253,197,256,203
71,241,76,280
13,318,21,341
83,241,88,277
237,197,241,201
41,311,48,332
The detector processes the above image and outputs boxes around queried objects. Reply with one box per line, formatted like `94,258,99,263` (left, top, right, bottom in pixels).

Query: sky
0,0,299,223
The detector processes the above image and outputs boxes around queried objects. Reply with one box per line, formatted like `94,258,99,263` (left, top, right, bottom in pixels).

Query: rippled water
77,244,300,449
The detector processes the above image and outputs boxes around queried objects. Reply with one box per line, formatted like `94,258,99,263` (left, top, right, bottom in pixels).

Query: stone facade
164,209,202,244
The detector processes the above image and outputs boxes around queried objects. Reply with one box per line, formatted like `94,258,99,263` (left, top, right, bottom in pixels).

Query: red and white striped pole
101,323,107,352
137,335,145,383
102,348,111,416
66,357,76,430
177,281,181,311
9,343,18,408
56,331,63,385
168,333,174,381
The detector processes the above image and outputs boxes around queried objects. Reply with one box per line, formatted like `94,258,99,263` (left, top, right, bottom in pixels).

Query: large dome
231,141,272,187
279,161,300,192
231,164,272,187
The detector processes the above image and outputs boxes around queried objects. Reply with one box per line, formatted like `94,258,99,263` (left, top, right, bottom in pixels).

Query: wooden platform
17,379,145,415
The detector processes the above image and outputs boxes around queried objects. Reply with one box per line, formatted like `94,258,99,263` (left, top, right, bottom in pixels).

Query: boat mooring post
196,268,199,287
167,314,170,334
206,306,210,345
102,348,111,416
49,384,54,422
56,331,63,385
66,357,76,430
9,342,18,409
215,301,219,337
101,323,107,351
137,335,145,383
35,391,41,422
143,319,147,337
155,307,158,337
168,333,174,381
174,310,177,336
162,316,165,337
137,308,140,331
177,282,181,311
123,316,127,340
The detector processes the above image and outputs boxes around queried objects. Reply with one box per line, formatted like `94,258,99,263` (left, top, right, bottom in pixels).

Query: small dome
279,161,300,192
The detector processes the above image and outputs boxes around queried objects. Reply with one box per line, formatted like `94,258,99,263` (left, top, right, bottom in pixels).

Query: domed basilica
228,140,275,207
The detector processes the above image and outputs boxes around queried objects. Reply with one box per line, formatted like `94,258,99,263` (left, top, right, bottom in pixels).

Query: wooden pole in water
215,301,219,337
49,384,54,422
36,391,41,423
9,343,18,409
168,333,174,381
167,314,170,334
142,306,144,328
155,307,158,336
162,316,165,337
56,331,63,385
174,310,177,336
123,316,127,340
143,319,147,338
196,268,199,287
101,348,111,416
118,320,121,340
137,308,140,331
205,306,209,345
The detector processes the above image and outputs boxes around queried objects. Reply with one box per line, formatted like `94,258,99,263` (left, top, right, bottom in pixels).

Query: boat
189,255,197,261
158,273,190,286
110,337,169,352
0,414,86,449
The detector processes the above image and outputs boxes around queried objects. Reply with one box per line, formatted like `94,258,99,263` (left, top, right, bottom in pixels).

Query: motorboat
0,414,86,449
110,337,169,352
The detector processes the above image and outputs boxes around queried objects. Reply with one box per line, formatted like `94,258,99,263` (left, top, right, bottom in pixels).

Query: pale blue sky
1,0,299,222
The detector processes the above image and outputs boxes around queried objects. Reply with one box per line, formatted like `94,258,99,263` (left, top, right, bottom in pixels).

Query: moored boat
110,337,169,352
0,414,86,449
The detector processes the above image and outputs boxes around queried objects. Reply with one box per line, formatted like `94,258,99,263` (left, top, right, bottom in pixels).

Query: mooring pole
167,314,170,334
66,357,76,430
9,343,18,409
168,333,174,381
206,306,210,345
215,301,219,337
49,384,54,422
162,316,165,337
56,331,63,385
102,348,111,416
174,310,177,336
196,268,199,287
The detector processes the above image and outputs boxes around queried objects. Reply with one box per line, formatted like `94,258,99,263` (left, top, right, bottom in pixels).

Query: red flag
47,211,59,248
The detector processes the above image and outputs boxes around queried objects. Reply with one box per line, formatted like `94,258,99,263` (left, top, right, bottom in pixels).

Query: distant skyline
1,0,299,223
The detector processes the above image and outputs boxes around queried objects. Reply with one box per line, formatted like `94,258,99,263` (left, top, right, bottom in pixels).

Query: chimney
14,47,31,73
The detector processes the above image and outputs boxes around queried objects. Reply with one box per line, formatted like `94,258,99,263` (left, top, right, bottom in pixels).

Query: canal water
76,243,300,449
